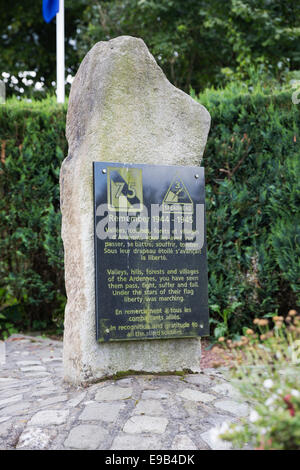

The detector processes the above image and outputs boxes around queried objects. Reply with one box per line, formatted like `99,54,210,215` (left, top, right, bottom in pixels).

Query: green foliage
1,1,300,96
210,302,243,340
75,0,300,92
0,97,67,336
198,83,300,334
220,316,300,449
0,0,85,97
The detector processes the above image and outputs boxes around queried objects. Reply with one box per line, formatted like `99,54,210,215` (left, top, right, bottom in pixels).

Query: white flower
291,389,300,398
208,422,233,450
249,410,259,423
265,395,276,406
263,379,274,389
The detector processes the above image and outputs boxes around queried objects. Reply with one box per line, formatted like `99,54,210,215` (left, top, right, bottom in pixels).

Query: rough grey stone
0,401,31,416
17,361,42,367
0,378,18,385
0,394,23,409
134,399,164,416
20,366,47,373
211,382,242,399
28,409,69,426
36,395,69,407
0,416,11,424
0,420,12,439
141,390,170,400
16,427,56,449
177,388,215,403
42,357,62,363
111,433,164,450
214,400,249,417
116,378,133,387
79,402,124,422
64,425,108,450
183,374,212,387
31,389,57,397
66,392,87,408
61,35,210,385
95,385,132,401
123,415,168,434
172,434,198,450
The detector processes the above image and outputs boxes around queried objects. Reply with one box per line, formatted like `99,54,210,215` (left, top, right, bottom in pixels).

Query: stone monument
61,36,211,384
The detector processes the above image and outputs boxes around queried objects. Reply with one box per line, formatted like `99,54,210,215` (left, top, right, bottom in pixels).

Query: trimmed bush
0,87,299,338
198,84,300,335
0,98,67,337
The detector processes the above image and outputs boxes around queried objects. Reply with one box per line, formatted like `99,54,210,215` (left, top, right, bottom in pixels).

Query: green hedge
0,98,68,337
0,89,299,338
198,84,300,335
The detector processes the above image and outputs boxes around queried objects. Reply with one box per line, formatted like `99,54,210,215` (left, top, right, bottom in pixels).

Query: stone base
63,337,201,385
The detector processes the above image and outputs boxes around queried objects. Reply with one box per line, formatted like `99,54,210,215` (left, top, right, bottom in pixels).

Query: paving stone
203,368,226,378
37,395,69,407
0,378,18,385
17,427,56,450
0,334,252,451
123,415,168,434
211,382,242,399
36,380,55,388
0,394,23,409
20,366,47,373
42,357,62,363
21,372,50,378
64,425,108,450
183,374,213,387
0,420,12,438
177,389,215,403
111,434,164,450
0,416,11,424
79,402,124,422
134,399,164,416
141,390,170,400
0,401,31,416
28,409,69,426
17,361,42,367
214,400,249,417
67,392,87,408
31,389,57,397
116,378,133,387
171,434,198,450
0,388,30,399
95,385,132,401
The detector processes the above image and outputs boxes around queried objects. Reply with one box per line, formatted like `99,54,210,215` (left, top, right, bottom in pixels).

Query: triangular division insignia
162,176,193,213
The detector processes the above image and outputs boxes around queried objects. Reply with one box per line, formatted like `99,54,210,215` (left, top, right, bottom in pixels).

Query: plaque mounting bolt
102,169,107,174
195,174,199,179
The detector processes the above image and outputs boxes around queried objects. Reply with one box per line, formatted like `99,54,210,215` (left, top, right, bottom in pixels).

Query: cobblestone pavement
0,335,250,450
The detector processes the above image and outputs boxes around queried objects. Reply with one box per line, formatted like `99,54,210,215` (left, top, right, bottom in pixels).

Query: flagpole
56,0,65,103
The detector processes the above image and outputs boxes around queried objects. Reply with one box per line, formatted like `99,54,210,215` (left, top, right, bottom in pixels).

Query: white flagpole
56,0,65,103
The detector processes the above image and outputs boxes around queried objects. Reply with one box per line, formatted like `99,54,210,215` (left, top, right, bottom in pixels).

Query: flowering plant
219,310,300,450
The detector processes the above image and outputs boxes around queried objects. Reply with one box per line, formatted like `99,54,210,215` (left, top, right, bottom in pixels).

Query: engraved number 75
127,183,136,199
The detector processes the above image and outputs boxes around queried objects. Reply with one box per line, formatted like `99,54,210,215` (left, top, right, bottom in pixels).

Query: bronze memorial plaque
93,162,209,342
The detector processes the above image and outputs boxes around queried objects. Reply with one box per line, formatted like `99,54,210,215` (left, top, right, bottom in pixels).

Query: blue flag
43,0,59,23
